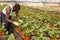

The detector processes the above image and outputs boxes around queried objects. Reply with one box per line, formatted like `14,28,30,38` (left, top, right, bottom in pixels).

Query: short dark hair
13,4,20,12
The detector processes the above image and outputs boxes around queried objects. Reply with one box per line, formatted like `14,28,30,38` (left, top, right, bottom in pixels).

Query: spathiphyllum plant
48,28,56,38
24,28,32,36
0,23,6,32
1,4,60,40
10,5,60,40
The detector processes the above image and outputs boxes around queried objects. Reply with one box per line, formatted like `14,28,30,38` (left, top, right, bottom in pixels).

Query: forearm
6,19,13,24
16,12,21,20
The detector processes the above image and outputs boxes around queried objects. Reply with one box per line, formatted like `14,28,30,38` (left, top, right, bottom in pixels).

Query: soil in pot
24,36,30,40
50,38,55,40
21,31,25,37
0,32,5,37
17,28,22,32
50,24,54,28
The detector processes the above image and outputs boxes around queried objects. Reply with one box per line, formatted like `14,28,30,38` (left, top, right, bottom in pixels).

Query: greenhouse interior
0,0,60,40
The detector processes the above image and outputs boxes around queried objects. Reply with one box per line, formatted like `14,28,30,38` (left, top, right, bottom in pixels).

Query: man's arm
6,7,13,23
6,7,20,26
16,12,23,23
16,12,21,20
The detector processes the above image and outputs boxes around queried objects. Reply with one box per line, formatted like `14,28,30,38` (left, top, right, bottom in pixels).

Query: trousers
0,12,13,35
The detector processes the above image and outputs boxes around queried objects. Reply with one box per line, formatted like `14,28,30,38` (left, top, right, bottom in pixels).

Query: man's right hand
13,22,20,26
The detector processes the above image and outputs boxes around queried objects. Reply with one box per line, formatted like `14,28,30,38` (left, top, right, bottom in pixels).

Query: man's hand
13,22,20,26
19,20,23,23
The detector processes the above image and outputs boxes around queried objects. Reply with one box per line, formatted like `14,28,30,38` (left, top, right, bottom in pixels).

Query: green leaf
8,34,15,40
57,21,60,25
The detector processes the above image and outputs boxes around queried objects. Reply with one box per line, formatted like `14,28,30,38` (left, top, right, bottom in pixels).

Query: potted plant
49,23,54,28
56,30,60,40
50,37,55,40
0,23,6,37
17,27,22,32
57,36,60,40
8,33,15,40
34,31,50,40
48,18,55,28
24,28,32,40
44,32,48,36
14,19,24,32
48,28,56,40
43,19,48,24
54,21,60,31
31,31,36,36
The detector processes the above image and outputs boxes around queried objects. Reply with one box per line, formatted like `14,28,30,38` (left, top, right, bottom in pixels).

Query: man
1,4,23,35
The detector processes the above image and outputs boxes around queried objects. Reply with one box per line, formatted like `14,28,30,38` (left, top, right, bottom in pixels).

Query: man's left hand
19,20,23,23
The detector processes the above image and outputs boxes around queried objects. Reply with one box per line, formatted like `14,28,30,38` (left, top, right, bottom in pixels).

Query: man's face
12,5,20,12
